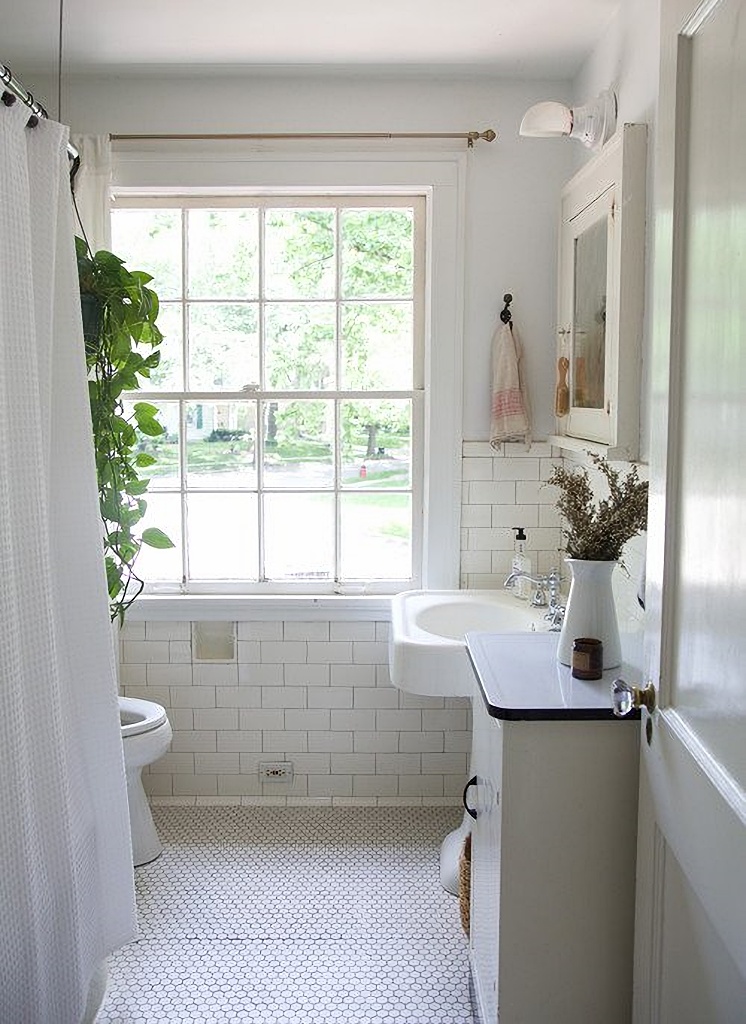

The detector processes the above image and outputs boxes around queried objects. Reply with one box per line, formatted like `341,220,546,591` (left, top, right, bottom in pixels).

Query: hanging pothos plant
76,236,174,623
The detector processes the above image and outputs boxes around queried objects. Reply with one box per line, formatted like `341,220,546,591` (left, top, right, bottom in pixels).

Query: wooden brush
555,356,570,417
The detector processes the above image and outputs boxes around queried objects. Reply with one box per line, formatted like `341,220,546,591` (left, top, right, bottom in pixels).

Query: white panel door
635,0,746,1019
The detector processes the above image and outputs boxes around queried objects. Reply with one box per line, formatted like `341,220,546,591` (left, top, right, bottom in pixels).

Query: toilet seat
119,696,168,738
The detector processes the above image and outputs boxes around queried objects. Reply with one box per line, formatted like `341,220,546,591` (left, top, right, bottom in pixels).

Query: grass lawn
146,438,411,483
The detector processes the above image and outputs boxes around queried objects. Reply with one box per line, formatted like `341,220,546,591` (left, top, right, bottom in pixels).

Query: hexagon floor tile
98,806,474,1023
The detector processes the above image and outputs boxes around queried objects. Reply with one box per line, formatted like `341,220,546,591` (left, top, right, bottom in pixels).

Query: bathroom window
110,196,425,594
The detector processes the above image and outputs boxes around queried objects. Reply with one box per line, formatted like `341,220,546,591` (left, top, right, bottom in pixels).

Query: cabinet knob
611,679,656,717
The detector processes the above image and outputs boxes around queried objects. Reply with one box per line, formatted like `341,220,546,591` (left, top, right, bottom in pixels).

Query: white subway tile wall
121,617,470,807
460,441,645,629
124,442,645,807
460,441,564,589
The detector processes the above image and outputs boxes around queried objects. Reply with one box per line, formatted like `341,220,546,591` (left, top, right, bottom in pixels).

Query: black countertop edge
466,647,642,723
483,703,641,722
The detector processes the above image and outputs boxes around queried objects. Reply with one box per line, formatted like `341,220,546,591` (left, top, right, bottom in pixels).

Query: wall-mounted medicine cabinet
550,123,647,460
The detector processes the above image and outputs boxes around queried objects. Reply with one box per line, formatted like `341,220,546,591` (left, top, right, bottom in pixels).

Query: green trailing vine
76,236,173,623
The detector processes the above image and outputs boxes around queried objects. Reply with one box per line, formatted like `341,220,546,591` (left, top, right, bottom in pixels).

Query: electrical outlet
259,761,294,782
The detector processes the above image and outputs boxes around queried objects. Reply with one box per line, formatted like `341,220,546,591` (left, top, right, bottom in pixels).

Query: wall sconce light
519,89,617,150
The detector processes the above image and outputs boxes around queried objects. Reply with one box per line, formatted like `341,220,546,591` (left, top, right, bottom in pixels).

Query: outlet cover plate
259,761,294,782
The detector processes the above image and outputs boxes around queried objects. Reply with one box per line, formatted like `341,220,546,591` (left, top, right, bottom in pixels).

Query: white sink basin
389,589,547,697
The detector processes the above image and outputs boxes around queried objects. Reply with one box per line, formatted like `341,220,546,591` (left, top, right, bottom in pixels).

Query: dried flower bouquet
548,453,648,562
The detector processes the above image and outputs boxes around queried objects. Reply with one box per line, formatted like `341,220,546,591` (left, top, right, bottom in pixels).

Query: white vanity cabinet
465,632,640,1024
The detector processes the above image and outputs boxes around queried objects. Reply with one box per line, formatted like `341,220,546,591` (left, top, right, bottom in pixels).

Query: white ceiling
2,0,620,78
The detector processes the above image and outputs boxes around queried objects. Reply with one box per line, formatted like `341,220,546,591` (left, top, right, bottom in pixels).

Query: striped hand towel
489,321,531,449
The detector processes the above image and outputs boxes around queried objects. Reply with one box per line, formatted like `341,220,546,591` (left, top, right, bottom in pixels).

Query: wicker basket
458,832,471,935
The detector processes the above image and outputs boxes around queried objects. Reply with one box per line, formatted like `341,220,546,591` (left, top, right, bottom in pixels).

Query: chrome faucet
503,570,549,607
542,568,566,631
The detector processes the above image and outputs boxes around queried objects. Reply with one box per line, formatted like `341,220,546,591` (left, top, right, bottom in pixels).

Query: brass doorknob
611,679,656,717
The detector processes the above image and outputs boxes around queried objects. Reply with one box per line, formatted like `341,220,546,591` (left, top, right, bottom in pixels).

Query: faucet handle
529,583,548,607
546,567,565,594
543,603,565,632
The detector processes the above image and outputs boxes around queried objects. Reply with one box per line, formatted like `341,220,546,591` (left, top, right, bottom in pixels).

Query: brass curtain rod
110,129,497,148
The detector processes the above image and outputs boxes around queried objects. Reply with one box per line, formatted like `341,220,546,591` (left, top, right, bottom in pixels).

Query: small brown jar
571,637,603,680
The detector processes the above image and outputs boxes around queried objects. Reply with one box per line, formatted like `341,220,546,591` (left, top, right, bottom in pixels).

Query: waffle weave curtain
0,103,136,1023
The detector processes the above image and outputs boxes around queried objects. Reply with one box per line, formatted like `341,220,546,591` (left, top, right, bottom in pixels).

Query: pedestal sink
389,589,549,892
389,589,545,697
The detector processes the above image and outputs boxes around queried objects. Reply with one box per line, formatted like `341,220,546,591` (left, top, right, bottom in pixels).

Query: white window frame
112,147,465,618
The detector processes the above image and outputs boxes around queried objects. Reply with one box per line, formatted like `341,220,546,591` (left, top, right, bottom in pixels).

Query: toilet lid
119,696,168,737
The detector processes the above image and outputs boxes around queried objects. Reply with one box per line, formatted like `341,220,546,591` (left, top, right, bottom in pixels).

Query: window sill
126,593,393,622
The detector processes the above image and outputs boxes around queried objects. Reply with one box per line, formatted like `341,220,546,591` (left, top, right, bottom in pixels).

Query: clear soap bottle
511,527,532,600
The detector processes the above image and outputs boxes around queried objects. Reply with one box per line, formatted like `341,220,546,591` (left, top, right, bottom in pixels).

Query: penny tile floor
99,806,473,1023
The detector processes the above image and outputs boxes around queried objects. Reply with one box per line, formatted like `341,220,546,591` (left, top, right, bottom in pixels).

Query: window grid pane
186,208,259,300
110,197,422,591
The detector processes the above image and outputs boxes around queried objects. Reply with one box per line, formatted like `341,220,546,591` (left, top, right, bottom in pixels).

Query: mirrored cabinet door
552,124,646,460
572,209,608,412
564,183,616,444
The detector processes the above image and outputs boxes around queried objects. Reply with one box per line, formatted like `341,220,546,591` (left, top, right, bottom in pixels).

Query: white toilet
119,696,173,866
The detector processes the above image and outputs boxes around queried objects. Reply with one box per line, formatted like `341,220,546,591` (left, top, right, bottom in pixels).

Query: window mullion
179,400,189,591
257,205,266,581
181,208,189,390
334,205,342,583
334,399,342,585
180,210,189,590
412,196,427,392
411,389,425,585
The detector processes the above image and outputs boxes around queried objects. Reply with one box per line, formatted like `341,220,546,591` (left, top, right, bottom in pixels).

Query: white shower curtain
0,104,136,1022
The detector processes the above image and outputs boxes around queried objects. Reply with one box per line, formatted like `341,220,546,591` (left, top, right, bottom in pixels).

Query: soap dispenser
511,528,532,600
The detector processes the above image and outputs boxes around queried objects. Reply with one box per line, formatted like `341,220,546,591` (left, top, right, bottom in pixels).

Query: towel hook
499,293,513,325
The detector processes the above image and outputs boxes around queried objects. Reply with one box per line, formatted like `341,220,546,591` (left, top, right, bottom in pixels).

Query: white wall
55,55,660,454
460,441,562,588
45,69,580,802
573,0,662,463
121,615,472,806
563,0,662,626
55,69,577,442
574,0,660,129
54,61,657,797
